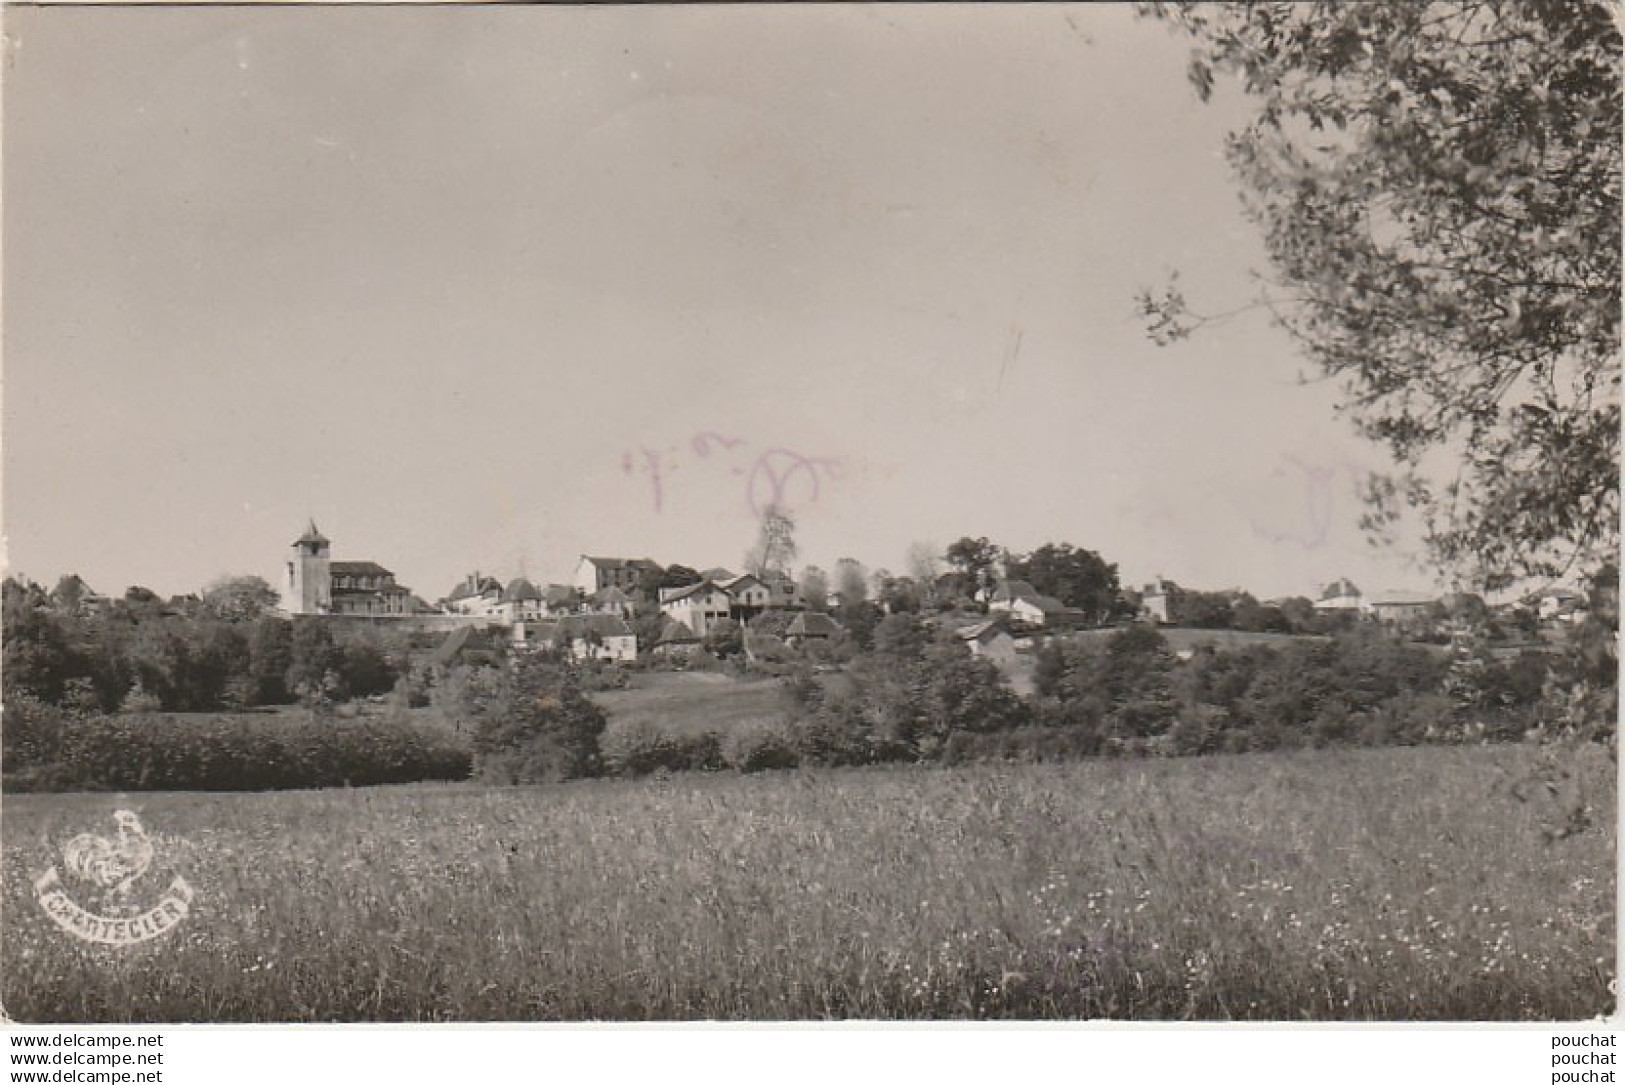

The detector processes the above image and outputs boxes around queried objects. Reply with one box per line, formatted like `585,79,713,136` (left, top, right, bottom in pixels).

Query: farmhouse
1314,578,1369,613
574,555,662,595
652,616,703,657
784,611,842,648
659,580,734,638
956,617,1018,663
444,572,505,617
718,573,772,621
987,579,1086,628
515,614,638,661
1369,590,1436,624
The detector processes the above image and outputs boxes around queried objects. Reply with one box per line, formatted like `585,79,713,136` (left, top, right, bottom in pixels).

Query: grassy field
592,670,792,738
1,744,1612,1022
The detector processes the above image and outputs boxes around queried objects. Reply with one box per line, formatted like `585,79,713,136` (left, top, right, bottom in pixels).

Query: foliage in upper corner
1138,1,1621,592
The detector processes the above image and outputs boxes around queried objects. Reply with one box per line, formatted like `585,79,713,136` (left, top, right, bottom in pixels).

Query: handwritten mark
625,433,843,518
1247,456,1368,551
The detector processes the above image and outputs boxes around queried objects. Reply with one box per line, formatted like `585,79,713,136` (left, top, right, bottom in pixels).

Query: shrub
940,726,1104,765
1,709,471,792
601,722,724,776
720,720,800,773
468,659,607,784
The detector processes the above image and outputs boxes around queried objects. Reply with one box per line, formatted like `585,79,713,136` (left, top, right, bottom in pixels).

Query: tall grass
1,745,1611,1021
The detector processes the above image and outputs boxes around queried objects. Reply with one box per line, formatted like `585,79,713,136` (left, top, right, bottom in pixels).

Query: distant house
719,573,772,621
659,580,735,638
1313,578,1369,613
1368,590,1436,624
987,579,1086,628
574,555,662,595
329,560,416,616
1140,577,1178,624
652,617,703,657
49,574,110,616
444,572,504,617
591,585,636,619
540,583,582,616
956,618,1017,663
560,614,637,662
784,611,842,648
518,614,637,662
497,577,545,622
760,572,806,611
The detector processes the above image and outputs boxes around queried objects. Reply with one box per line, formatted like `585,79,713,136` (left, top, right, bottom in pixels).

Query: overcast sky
4,4,1441,603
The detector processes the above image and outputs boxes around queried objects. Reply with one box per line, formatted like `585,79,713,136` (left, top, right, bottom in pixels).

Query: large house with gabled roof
574,555,662,595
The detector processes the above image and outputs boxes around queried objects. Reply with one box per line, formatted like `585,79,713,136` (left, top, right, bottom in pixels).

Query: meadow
592,670,793,737
1,744,1612,1022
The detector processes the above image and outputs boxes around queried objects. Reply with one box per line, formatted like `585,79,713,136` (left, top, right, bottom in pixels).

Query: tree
905,542,944,609
658,564,703,591
1004,542,1122,623
798,565,829,611
703,617,744,660
285,617,344,704
945,536,1002,596
744,503,798,579
833,557,869,607
468,657,606,783
202,574,279,622
1140,2,1620,592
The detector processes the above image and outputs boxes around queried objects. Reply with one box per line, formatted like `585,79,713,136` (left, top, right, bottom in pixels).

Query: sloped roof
1370,590,1435,607
447,574,502,601
543,583,578,606
331,560,394,578
594,585,634,605
661,580,726,605
786,612,841,638
503,577,542,603
990,579,1041,603
656,618,701,645
719,573,767,595
293,519,330,547
700,567,736,582
1320,578,1362,600
558,614,636,639
582,556,662,573
956,618,1010,642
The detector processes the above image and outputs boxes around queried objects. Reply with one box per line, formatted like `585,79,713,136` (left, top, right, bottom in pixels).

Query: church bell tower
284,520,332,615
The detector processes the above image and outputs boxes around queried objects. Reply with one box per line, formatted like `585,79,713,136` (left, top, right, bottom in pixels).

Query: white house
659,580,735,638
987,579,1085,628
719,573,772,620
574,555,661,595
1313,578,1369,613
956,618,1017,663
1368,590,1436,624
497,577,545,622
444,572,504,617
519,615,638,662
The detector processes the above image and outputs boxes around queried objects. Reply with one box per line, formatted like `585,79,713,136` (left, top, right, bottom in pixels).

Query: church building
282,520,416,616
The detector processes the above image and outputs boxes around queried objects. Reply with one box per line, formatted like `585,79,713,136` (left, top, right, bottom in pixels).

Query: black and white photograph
1,0,1617,1048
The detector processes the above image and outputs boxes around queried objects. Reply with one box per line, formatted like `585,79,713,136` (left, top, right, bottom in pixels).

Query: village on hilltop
265,520,1594,666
